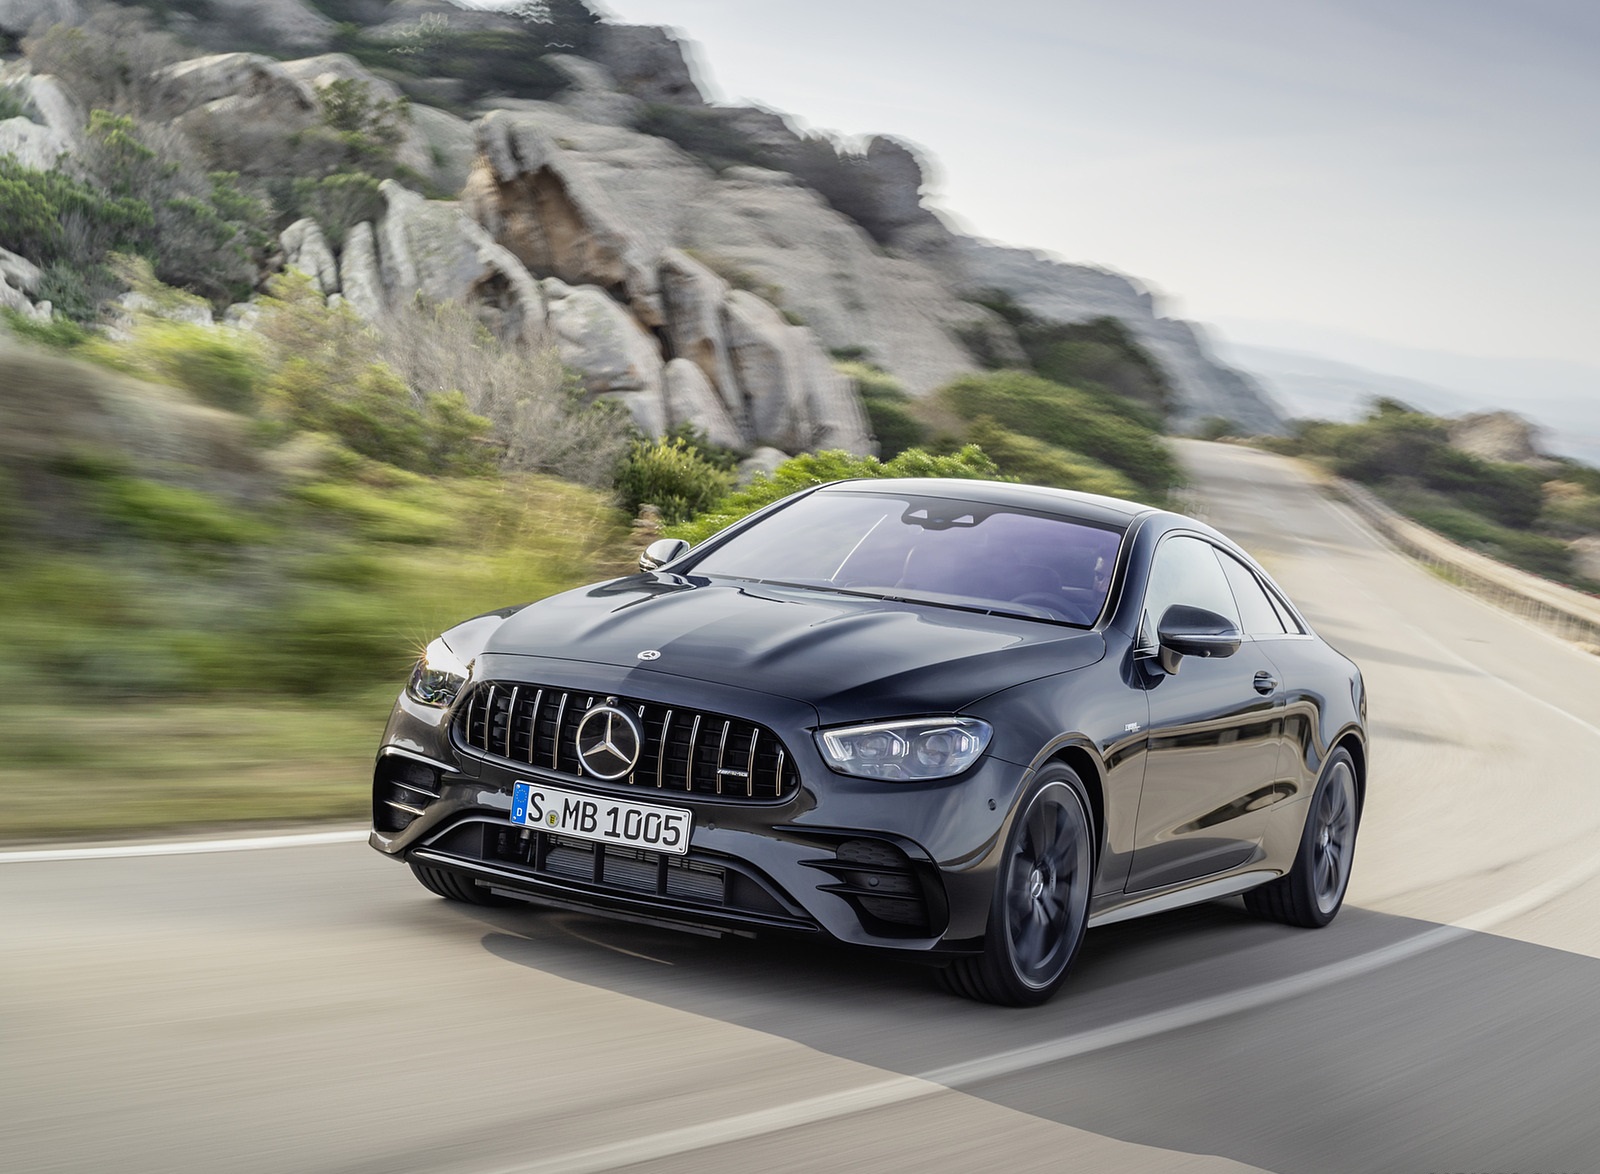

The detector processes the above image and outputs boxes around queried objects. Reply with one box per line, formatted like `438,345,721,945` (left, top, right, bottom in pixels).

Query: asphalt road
6,441,1600,1174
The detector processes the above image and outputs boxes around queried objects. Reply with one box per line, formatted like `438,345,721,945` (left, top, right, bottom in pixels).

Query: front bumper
370,658,1030,953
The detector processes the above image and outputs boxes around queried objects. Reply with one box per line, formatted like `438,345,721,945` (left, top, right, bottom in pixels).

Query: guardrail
1329,478,1600,651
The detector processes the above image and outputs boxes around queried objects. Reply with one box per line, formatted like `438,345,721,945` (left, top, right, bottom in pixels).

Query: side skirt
1088,869,1281,928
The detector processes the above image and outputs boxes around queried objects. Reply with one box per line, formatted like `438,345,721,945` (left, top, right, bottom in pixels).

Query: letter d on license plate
511,782,693,856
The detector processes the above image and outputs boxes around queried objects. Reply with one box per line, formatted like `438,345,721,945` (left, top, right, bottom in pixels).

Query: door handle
1253,671,1278,695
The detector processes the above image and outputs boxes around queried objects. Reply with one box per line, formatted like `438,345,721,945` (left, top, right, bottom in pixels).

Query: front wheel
943,766,1094,1006
1244,747,1360,927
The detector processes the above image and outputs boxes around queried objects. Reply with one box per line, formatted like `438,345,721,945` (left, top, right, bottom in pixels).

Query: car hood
481,575,1106,721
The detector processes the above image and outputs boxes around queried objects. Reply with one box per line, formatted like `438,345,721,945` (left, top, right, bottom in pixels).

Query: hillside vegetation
1262,400,1600,591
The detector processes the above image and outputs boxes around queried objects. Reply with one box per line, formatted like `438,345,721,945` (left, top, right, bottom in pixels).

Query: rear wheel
1244,748,1359,927
408,861,512,907
943,766,1094,1006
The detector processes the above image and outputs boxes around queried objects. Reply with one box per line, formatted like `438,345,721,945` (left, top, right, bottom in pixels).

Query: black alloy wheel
1244,747,1360,928
944,765,1094,1006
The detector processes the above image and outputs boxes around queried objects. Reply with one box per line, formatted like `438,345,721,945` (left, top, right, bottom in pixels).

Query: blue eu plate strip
511,782,530,825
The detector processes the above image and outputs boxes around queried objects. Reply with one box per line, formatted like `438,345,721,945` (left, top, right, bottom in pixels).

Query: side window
1142,535,1240,641
1218,551,1288,637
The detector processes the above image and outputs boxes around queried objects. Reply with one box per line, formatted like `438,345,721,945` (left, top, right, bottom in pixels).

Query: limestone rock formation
1448,411,1548,466
662,359,742,450
0,0,81,39
408,104,476,194
723,290,871,455
544,54,641,127
337,222,385,321
0,245,41,295
682,166,979,396
156,52,319,132
280,218,339,296
278,54,472,190
375,179,546,345
0,72,84,169
592,24,704,106
196,0,332,52
544,279,665,435
466,104,968,434
0,246,48,319
658,248,740,416
949,237,1286,435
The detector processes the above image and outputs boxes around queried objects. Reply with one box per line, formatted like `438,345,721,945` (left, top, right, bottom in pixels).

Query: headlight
406,637,470,707
815,717,992,781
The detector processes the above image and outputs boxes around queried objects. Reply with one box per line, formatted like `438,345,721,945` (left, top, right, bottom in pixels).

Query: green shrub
287,172,385,247
1,307,91,350
87,318,266,412
839,362,928,460
94,475,272,547
614,436,734,524
272,359,493,476
1539,487,1600,537
0,155,153,267
937,370,1179,496
668,445,1001,546
0,83,32,122
964,419,1140,499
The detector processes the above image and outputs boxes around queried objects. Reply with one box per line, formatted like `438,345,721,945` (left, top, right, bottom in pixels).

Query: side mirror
639,537,690,572
1156,604,1241,673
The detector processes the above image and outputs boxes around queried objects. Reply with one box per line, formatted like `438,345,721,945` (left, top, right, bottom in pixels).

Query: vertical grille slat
455,681,798,801
551,692,569,771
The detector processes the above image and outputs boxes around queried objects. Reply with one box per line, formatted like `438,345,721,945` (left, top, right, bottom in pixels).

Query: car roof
815,477,1156,528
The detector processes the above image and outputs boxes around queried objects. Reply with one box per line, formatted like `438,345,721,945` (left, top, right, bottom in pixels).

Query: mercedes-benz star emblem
574,704,643,780
637,649,661,661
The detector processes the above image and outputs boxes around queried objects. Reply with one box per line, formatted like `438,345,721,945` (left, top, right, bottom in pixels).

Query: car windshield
688,490,1125,625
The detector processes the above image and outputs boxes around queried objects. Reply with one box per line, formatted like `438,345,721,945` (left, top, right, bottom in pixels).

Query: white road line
0,828,369,864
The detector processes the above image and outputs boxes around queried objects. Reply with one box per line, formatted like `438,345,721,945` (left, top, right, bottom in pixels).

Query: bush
972,294,1173,421
1,307,91,350
668,445,1001,546
23,10,189,117
0,83,32,122
287,172,385,247
937,370,1180,496
86,317,266,413
373,293,629,486
94,474,272,547
0,155,153,268
964,419,1140,499
839,362,928,459
614,437,734,524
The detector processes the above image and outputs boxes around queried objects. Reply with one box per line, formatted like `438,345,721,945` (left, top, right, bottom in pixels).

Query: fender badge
637,649,661,661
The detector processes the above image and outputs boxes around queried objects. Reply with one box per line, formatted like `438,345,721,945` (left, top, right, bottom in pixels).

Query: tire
1244,747,1359,928
408,860,513,907
943,766,1095,1006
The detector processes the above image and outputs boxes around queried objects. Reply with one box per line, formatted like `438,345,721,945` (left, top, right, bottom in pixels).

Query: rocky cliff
1,0,1286,453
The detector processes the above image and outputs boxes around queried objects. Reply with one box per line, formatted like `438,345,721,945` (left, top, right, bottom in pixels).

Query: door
1125,535,1287,893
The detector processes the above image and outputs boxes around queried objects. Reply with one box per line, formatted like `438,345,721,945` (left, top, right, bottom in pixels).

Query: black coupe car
372,478,1366,1005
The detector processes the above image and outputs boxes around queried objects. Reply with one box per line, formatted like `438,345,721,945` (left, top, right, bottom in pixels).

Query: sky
577,0,1599,384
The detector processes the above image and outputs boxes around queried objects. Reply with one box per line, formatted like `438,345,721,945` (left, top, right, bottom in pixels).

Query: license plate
510,782,693,857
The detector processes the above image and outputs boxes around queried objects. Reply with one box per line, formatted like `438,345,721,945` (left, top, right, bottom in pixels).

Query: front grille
454,680,800,800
